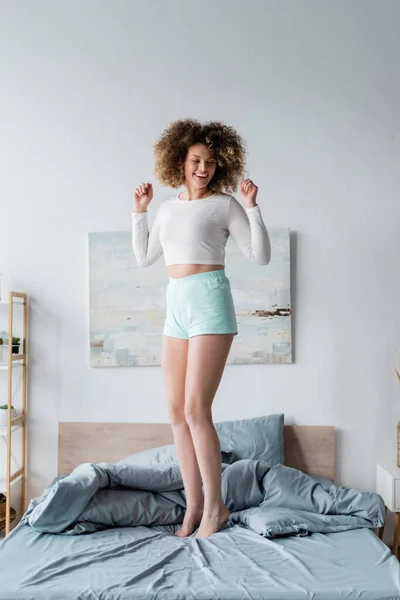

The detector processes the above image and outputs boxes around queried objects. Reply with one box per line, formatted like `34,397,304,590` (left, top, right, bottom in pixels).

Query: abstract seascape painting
227,228,291,364
88,228,292,366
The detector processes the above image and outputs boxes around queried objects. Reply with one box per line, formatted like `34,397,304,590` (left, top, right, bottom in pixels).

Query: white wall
0,0,399,503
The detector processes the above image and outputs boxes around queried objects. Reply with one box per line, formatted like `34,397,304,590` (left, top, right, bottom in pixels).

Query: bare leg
161,335,204,537
185,334,234,538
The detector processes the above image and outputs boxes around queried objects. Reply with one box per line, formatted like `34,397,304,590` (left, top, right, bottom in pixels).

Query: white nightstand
376,463,400,556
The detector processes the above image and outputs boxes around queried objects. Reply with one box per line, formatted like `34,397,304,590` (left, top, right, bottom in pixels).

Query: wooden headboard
58,422,335,481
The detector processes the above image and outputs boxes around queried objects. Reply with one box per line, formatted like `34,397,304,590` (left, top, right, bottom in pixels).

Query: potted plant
11,337,20,354
0,404,17,427
2,337,21,355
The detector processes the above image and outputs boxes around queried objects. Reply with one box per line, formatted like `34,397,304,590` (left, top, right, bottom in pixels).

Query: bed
0,421,399,600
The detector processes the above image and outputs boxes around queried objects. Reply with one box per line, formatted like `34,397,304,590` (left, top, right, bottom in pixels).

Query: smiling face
184,143,217,192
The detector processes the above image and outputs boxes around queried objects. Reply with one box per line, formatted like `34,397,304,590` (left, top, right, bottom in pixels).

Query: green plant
1,337,20,345
0,337,3,345
0,404,15,410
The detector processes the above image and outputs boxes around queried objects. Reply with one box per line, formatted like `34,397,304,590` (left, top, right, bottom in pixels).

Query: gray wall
0,0,399,503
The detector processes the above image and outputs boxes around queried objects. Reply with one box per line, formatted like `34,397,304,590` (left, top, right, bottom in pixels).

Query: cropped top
131,192,271,267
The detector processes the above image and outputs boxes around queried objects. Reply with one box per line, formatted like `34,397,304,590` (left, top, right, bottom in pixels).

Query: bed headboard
58,422,335,481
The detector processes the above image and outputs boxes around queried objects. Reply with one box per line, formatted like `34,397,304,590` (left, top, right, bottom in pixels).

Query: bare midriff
167,264,224,279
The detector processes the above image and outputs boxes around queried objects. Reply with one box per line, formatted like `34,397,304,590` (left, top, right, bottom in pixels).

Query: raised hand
240,179,258,208
134,183,153,213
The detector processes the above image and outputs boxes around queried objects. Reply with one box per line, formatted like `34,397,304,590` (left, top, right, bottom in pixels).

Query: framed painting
89,228,291,366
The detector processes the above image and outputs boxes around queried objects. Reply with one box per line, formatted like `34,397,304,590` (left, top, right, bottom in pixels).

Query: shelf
0,361,24,370
0,415,24,437
0,297,26,305
0,354,26,369
0,290,28,538
0,472,22,494
0,424,22,437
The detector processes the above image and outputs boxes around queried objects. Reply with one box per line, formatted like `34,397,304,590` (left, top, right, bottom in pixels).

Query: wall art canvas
89,228,292,366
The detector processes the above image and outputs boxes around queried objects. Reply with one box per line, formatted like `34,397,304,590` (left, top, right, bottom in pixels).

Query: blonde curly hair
153,119,246,193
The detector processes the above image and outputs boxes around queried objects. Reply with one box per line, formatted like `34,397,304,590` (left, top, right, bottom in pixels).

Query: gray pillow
117,444,177,466
118,413,284,468
118,444,235,467
215,414,284,466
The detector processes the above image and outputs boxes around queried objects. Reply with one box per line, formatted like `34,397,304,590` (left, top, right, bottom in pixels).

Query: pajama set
131,191,270,339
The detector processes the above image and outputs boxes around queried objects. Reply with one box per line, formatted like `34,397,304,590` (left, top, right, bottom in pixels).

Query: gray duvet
1,457,399,600
22,458,384,537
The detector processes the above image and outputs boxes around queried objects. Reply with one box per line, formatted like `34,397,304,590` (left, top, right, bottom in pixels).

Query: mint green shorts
164,269,238,339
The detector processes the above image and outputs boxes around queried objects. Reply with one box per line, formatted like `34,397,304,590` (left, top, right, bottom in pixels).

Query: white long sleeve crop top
131,192,271,268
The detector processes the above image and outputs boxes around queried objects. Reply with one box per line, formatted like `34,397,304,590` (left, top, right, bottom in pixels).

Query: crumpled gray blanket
22,457,385,538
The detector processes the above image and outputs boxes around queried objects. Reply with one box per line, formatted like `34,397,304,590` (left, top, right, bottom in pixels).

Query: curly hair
153,119,246,193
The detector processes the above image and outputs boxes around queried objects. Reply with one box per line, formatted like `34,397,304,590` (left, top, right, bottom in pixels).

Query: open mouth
194,173,208,181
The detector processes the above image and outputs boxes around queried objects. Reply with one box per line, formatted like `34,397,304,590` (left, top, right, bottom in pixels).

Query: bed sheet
0,522,399,600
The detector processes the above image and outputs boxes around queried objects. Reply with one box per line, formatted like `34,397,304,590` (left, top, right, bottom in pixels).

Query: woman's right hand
134,183,153,213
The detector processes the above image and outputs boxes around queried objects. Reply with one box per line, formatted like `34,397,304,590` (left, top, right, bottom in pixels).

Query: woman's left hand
240,179,258,208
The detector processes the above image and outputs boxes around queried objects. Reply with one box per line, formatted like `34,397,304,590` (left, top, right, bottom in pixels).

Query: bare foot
194,504,230,539
175,507,203,538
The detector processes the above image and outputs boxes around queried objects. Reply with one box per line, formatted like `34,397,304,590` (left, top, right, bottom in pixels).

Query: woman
132,119,271,538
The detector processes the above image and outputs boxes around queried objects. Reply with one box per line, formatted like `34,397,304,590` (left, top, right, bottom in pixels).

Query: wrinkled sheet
22,460,384,536
0,521,399,599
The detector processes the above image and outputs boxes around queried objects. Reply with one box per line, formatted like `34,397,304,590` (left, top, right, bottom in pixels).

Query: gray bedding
0,453,397,599
22,459,384,537
0,521,399,599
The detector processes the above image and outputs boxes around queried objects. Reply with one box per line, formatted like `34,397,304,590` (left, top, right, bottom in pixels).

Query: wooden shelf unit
0,291,28,536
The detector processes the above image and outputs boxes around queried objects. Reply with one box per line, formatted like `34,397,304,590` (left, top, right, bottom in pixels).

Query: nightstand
376,463,400,556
